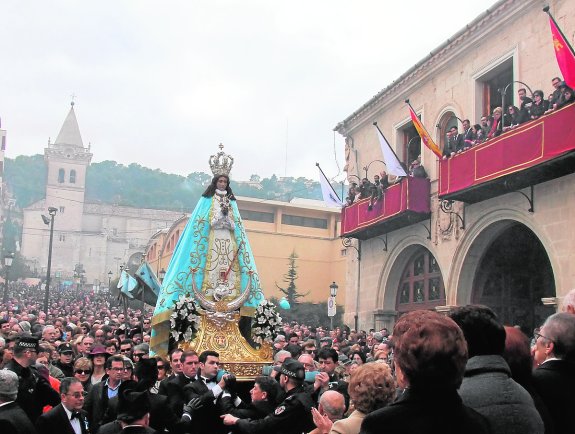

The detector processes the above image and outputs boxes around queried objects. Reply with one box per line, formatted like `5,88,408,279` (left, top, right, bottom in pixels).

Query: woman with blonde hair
330,362,395,434
73,357,93,392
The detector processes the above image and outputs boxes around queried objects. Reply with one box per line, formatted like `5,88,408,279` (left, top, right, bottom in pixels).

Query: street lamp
2,252,14,304
329,281,339,331
159,268,166,283
42,207,58,314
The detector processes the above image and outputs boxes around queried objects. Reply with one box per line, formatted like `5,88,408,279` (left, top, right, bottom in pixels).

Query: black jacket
36,403,90,434
0,401,38,434
360,387,492,434
4,359,61,423
157,374,194,416
235,385,315,434
103,391,189,434
183,377,226,434
532,359,575,434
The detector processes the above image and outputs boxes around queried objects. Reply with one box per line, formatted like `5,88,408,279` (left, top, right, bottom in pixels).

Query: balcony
341,177,431,240
439,104,575,203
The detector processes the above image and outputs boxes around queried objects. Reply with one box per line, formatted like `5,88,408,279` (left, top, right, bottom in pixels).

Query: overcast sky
1,0,495,182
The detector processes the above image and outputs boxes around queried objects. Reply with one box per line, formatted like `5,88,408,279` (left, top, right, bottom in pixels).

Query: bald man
560,288,575,314
309,390,345,434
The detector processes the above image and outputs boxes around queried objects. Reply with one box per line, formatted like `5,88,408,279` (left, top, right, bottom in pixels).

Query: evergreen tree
275,251,309,305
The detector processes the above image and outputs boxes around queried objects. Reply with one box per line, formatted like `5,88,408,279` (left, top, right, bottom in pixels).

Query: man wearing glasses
84,355,125,432
532,312,575,434
36,378,89,434
4,336,60,423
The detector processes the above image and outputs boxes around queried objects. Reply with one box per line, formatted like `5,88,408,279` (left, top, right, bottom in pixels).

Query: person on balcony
517,88,533,124
529,90,549,119
503,105,522,132
409,157,427,178
545,82,574,114
486,107,503,140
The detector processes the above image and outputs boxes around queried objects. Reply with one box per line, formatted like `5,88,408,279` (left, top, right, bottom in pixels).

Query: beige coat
330,410,366,434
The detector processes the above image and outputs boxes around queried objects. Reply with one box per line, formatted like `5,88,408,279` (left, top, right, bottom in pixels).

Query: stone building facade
20,104,182,288
335,0,575,332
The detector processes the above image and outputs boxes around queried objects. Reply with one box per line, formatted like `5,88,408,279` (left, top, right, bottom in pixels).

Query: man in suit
84,354,125,433
103,360,190,434
99,383,157,434
36,377,89,434
532,312,575,434
158,350,198,416
183,350,233,433
447,126,464,156
0,370,38,434
4,336,60,423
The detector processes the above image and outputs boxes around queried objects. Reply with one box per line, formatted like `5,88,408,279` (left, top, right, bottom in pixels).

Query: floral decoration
169,294,200,348
251,300,282,345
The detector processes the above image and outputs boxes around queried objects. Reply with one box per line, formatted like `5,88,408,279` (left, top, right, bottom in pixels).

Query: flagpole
372,122,404,165
405,99,433,139
544,6,575,57
316,163,343,202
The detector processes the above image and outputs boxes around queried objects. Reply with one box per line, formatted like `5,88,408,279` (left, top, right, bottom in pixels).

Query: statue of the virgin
150,145,266,359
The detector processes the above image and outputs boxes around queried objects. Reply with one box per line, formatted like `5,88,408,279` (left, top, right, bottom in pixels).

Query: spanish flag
408,105,442,158
549,17,575,88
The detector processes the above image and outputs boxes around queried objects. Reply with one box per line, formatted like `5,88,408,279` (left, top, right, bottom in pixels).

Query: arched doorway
437,111,459,151
396,247,445,314
472,223,555,334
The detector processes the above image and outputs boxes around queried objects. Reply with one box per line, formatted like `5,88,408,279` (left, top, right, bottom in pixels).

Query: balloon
279,298,291,310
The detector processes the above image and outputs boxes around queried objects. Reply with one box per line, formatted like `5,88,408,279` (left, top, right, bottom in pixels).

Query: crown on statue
209,144,234,177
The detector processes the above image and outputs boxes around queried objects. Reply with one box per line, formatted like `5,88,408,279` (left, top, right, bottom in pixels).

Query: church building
20,104,183,288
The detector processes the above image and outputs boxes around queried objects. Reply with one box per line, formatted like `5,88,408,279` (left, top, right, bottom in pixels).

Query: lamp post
2,252,14,304
42,207,58,314
159,268,166,283
329,281,338,331
108,270,113,305
363,160,386,179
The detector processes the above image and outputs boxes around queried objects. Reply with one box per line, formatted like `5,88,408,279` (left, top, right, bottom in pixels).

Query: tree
275,251,309,306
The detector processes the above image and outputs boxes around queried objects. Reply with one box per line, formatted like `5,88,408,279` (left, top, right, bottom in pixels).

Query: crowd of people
345,156,427,208
1,283,574,434
344,76,574,210
443,76,575,158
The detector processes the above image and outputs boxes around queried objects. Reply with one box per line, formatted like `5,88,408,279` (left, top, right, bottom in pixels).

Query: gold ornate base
179,312,273,380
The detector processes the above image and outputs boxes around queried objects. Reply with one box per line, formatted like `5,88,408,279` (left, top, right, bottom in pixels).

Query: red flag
408,106,442,158
549,17,575,88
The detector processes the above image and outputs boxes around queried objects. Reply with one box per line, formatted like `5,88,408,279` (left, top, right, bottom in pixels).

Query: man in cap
4,336,60,423
0,369,38,434
36,378,89,434
55,343,75,377
98,382,154,434
221,359,315,434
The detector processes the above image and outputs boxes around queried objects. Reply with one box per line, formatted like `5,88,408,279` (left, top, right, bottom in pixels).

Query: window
58,169,65,183
401,124,421,166
59,234,66,242
281,214,327,229
396,248,445,313
70,170,76,183
59,206,65,213
437,111,459,151
241,210,275,223
475,56,513,119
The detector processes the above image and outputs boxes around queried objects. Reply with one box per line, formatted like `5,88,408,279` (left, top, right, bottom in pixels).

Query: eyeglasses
132,353,146,358
120,348,131,353
534,332,555,343
304,349,316,354
75,369,92,375
157,365,166,370
109,367,127,372
66,391,88,398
